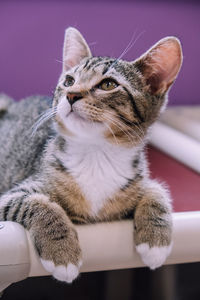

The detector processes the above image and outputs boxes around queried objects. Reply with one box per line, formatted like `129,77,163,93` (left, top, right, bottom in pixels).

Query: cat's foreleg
0,184,82,283
134,179,173,269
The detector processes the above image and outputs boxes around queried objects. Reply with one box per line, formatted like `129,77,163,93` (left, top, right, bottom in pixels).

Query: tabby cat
0,28,182,283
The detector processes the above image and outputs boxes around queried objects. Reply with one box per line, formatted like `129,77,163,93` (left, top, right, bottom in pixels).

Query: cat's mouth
68,111,87,122
66,109,93,125
67,106,101,124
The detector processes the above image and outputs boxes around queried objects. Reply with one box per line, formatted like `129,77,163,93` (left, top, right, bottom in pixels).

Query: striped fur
0,28,182,281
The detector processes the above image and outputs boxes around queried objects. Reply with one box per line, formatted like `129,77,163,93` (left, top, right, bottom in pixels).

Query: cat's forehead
71,57,122,79
77,56,116,73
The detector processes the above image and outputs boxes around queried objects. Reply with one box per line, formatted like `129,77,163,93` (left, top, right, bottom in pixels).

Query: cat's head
53,27,182,146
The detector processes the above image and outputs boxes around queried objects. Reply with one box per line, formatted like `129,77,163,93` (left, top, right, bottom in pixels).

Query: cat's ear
63,27,92,72
134,37,183,95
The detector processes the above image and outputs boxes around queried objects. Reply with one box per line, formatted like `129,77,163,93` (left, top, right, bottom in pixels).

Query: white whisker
104,122,119,146
108,111,145,137
109,30,146,70
55,59,63,64
104,113,135,146
104,111,145,146
31,107,57,137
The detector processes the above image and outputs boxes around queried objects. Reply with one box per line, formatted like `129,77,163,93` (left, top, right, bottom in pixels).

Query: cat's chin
63,111,105,139
66,111,94,127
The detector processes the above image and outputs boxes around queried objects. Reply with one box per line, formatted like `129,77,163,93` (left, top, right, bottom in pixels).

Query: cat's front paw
136,243,172,270
33,225,82,283
41,259,82,283
134,197,173,269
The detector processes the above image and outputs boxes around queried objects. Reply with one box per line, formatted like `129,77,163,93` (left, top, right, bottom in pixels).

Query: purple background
0,0,200,105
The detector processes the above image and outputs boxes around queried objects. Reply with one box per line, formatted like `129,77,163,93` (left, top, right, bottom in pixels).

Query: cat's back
0,95,53,194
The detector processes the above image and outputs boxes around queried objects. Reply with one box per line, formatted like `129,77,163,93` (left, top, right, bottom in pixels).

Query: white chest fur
59,139,138,216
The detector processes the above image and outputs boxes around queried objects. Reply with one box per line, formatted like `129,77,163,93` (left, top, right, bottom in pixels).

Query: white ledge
1,211,200,291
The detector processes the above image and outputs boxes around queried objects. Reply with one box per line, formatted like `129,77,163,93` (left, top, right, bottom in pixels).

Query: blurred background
1,0,200,299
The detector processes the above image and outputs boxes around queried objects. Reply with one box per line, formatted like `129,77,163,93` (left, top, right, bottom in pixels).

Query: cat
0,27,182,283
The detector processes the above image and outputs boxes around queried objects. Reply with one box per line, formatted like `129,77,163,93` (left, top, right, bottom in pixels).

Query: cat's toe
41,259,82,283
41,259,55,273
53,263,80,283
136,243,172,270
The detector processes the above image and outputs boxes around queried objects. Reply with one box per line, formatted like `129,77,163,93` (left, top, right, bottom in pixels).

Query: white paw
136,243,172,270
41,259,82,283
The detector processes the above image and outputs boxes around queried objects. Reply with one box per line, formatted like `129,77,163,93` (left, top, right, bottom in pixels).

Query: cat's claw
41,259,82,283
136,243,172,270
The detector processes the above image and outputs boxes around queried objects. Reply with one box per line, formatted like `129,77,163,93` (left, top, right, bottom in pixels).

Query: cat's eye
98,79,118,91
64,75,75,87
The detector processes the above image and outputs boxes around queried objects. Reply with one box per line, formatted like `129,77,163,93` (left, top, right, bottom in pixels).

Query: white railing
1,211,200,292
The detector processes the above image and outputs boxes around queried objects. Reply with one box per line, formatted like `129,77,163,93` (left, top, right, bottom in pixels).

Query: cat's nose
67,92,83,105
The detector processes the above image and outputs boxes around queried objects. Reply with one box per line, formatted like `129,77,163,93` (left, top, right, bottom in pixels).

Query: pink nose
67,92,83,105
